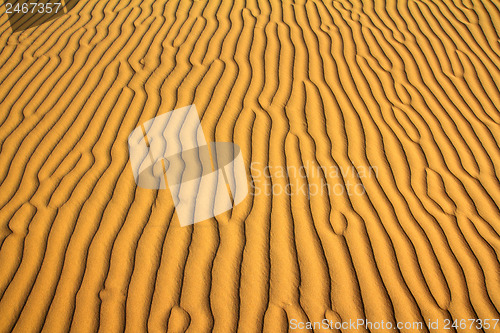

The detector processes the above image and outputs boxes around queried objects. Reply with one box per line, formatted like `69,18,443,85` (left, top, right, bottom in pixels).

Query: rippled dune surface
1,0,499,332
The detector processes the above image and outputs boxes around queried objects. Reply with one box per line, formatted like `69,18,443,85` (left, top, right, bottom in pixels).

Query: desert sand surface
0,0,500,332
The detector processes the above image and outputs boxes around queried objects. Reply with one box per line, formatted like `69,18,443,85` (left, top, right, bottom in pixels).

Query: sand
0,0,499,332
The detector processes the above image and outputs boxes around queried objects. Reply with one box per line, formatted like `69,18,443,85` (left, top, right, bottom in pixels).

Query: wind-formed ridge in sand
0,0,499,332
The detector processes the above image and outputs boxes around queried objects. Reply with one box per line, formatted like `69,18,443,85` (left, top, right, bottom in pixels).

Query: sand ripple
0,0,499,332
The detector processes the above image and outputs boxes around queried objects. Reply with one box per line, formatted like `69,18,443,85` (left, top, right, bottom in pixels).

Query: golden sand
0,0,499,332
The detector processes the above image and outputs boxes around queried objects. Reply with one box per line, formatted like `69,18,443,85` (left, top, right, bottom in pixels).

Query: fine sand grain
0,0,499,332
